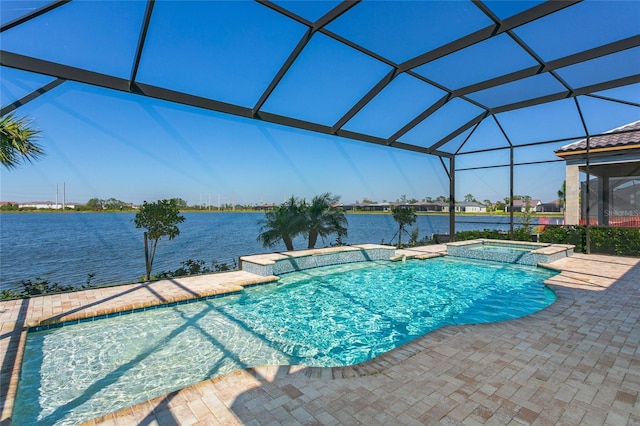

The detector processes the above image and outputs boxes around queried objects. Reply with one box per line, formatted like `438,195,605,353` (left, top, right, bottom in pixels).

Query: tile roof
456,202,485,207
510,199,541,207
556,120,640,154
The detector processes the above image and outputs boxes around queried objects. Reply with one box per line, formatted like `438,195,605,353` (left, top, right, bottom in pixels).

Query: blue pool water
13,257,556,425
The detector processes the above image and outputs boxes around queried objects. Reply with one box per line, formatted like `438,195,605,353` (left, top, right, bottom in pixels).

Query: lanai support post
449,156,456,242
585,136,591,253
575,98,591,254
565,165,580,224
510,146,514,239
600,174,610,226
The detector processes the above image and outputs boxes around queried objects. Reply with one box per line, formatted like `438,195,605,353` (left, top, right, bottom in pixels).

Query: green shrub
455,228,535,242
539,226,584,250
456,225,640,255
455,229,509,241
153,258,237,279
0,277,81,300
539,226,640,256
512,227,534,242
212,259,237,272
589,227,640,256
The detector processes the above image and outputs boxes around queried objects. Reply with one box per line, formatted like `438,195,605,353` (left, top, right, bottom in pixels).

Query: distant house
505,199,541,213
359,202,392,212
411,201,449,212
536,200,563,213
254,203,275,211
555,120,640,226
455,202,487,213
18,201,76,210
344,201,450,212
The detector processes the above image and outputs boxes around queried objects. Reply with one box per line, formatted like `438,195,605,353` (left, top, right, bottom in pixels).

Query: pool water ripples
13,257,556,425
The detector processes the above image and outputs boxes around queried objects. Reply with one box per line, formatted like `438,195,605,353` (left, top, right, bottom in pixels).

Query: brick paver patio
1,249,638,425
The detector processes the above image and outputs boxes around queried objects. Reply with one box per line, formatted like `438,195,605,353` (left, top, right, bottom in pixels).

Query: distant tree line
356,194,537,209
2,185,564,213
81,197,136,211
403,186,565,212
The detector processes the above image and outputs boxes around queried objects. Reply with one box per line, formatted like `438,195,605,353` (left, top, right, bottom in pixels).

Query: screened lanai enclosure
1,1,639,250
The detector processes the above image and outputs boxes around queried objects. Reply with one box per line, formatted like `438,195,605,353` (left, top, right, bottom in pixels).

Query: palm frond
0,113,44,169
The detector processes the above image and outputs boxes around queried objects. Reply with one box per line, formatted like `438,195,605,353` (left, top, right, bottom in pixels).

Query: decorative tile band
447,241,573,265
242,246,395,276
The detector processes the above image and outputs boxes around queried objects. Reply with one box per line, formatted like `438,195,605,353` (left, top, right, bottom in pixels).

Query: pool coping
2,245,638,425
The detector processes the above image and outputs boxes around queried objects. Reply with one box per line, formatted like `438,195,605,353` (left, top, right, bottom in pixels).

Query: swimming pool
13,257,556,425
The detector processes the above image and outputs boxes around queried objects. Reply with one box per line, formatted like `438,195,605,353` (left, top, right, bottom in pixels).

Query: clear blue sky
1,1,639,206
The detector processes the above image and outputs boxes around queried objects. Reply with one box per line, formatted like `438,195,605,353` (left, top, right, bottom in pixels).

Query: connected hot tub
446,239,574,265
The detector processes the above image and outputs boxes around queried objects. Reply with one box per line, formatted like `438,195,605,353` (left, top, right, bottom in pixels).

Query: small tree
134,199,185,281
409,227,420,246
519,195,534,233
391,205,417,248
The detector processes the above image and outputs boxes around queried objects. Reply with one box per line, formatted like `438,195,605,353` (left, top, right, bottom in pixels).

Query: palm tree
0,113,43,169
483,199,493,213
558,180,566,210
391,205,417,248
305,192,348,249
257,196,306,251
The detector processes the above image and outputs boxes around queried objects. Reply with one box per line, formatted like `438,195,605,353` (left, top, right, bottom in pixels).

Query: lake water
0,212,523,290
